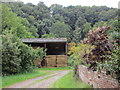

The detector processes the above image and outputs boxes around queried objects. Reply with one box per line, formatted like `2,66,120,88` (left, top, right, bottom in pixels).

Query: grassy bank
51,71,91,88
2,68,54,88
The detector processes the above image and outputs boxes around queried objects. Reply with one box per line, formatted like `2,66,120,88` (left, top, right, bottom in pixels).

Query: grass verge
38,67,72,70
2,68,54,88
51,71,91,88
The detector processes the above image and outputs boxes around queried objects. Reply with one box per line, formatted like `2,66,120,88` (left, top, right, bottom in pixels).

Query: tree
52,14,65,23
2,4,34,38
50,4,63,16
73,22,91,42
93,21,107,29
75,17,86,31
98,9,117,21
82,22,91,38
20,18,39,38
5,2,118,43
29,25,39,38
107,20,120,39
72,27,81,43
41,33,56,38
50,21,71,41
35,19,52,37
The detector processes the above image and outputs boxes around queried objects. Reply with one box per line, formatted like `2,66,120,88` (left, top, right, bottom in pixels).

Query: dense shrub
98,44,120,81
68,56,74,67
2,31,22,75
19,44,35,73
83,26,119,81
83,27,114,70
68,42,94,67
2,31,46,75
19,44,46,72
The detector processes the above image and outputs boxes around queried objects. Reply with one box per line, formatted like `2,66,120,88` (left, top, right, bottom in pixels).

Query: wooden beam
66,42,68,66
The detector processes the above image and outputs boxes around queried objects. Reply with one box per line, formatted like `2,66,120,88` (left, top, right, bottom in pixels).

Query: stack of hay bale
34,59,41,67
56,55,67,67
45,55,57,67
45,55,68,67
32,46,38,49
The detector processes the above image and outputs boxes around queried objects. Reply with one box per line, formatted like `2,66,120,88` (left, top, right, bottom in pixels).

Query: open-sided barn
22,38,68,67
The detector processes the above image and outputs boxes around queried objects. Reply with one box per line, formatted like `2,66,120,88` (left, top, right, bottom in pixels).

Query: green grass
38,67,73,70
51,71,91,88
2,68,54,88
0,76,2,88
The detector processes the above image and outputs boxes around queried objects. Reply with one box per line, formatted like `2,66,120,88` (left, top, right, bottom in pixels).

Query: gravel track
6,70,70,88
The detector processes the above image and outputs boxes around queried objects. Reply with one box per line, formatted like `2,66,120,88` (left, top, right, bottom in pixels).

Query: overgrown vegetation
69,26,120,82
68,42,94,67
83,27,113,70
98,45,120,81
84,25,120,82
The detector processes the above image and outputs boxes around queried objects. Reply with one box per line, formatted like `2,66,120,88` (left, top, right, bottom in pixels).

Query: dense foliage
5,2,117,42
83,27,113,70
2,33,46,75
69,26,120,82
68,42,94,67
100,45,120,82
84,26,120,81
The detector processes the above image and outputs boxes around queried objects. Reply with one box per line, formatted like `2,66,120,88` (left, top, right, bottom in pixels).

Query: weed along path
6,70,71,88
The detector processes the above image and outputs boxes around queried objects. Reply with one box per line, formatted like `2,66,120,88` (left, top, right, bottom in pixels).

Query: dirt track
6,70,70,88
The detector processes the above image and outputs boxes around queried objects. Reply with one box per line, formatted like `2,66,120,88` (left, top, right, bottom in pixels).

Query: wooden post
66,42,68,55
66,42,68,66
44,43,47,67
44,43,46,49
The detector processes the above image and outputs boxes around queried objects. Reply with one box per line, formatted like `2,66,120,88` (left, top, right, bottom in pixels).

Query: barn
22,38,68,67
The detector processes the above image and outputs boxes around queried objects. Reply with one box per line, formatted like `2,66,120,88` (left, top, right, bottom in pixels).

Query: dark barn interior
46,42,66,55
22,38,68,67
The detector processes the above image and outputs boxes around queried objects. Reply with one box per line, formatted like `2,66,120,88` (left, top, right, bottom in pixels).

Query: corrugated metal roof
22,38,67,43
